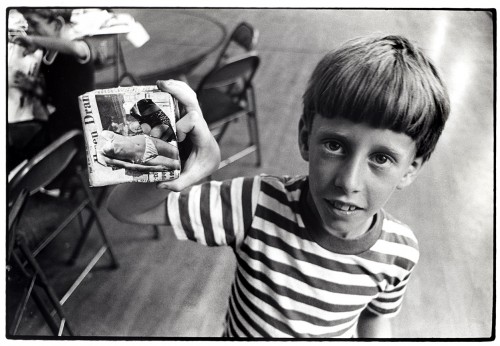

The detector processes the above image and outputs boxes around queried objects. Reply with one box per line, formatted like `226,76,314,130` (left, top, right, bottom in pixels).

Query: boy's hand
155,80,221,191
100,80,220,191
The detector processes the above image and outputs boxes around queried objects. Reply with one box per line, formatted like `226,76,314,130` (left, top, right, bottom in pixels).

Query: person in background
7,9,47,171
13,8,95,143
104,34,450,338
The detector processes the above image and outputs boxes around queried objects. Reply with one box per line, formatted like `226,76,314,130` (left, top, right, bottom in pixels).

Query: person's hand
12,35,38,56
155,80,221,191
11,70,35,91
99,130,180,172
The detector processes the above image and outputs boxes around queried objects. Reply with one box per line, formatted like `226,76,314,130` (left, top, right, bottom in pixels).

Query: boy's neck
299,179,383,255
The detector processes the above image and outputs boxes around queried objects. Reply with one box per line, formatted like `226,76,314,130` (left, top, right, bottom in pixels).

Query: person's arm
107,80,221,224
356,308,392,338
14,35,89,60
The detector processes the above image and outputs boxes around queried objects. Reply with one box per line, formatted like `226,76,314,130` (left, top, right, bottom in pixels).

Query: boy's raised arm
106,80,221,225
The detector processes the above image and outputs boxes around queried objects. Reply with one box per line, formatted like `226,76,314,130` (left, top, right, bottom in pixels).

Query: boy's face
299,115,423,238
24,13,59,37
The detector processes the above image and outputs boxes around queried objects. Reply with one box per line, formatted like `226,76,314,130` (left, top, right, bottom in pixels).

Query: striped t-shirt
166,174,419,338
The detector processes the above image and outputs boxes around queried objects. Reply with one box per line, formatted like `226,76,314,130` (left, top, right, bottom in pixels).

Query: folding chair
87,33,140,88
184,22,259,89
7,129,119,336
196,51,261,168
213,22,259,69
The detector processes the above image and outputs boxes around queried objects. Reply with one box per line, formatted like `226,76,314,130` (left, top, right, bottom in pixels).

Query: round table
94,9,227,87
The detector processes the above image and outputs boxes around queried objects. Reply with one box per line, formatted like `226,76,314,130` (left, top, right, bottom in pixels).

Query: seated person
13,8,95,142
102,34,450,338
7,9,47,171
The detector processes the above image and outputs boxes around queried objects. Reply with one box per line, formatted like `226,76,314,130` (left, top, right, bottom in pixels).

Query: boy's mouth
326,200,362,214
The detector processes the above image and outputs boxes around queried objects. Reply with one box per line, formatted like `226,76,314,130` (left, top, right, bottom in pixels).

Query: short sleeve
76,39,92,64
366,273,412,318
365,215,419,318
167,176,261,249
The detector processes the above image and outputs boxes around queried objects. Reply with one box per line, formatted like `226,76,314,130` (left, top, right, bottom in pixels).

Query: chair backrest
229,22,259,51
7,188,28,261
215,22,259,67
197,51,260,93
86,34,118,70
8,130,83,206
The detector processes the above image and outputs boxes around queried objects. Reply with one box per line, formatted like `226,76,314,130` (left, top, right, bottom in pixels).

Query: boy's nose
333,157,363,194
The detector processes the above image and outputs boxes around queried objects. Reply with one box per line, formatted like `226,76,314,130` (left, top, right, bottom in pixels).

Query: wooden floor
7,8,494,339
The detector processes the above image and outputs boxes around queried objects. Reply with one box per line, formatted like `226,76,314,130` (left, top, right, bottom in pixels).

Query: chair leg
67,204,98,266
95,186,111,208
77,171,119,269
9,272,37,335
246,111,261,166
246,87,261,166
214,122,231,142
17,239,74,336
153,225,162,240
9,268,63,336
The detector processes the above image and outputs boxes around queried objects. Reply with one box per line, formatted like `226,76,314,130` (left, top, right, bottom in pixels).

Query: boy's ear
298,118,310,162
397,156,424,189
54,16,64,31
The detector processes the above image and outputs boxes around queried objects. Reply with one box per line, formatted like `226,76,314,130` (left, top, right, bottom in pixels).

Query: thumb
156,135,220,192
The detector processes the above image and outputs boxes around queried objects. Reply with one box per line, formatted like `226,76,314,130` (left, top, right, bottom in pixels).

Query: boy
105,34,450,338
12,8,95,142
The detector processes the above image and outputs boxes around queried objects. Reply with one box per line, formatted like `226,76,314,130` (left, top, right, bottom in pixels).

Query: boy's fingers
157,135,220,192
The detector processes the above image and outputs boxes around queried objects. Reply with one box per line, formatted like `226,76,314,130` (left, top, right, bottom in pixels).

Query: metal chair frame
87,33,141,88
7,130,119,336
213,22,259,69
196,51,261,168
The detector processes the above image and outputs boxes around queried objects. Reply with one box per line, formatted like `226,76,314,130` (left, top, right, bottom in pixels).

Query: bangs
304,35,450,160
316,52,437,137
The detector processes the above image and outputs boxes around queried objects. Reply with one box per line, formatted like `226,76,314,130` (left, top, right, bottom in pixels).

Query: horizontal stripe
238,244,373,308
235,272,298,336
383,218,419,244
379,228,419,250
228,291,254,337
209,181,227,245
188,184,207,245
248,223,399,282
232,275,290,337
220,179,236,246
200,182,215,246
167,175,418,337
370,240,420,264
236,265,362,328
245,233,378,290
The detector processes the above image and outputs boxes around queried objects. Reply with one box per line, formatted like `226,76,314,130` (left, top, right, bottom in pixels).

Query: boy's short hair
302,34,450,162
17,8,73,24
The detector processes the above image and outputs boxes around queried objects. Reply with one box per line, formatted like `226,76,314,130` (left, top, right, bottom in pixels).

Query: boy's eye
324,141,343,153
371,154,393,167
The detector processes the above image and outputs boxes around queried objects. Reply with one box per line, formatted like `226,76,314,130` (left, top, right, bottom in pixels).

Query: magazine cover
78,85,181,187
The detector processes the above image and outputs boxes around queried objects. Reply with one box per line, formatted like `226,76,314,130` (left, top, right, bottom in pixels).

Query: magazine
78,85,181,187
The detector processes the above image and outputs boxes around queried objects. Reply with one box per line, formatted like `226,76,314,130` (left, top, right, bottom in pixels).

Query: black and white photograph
4,1,496,342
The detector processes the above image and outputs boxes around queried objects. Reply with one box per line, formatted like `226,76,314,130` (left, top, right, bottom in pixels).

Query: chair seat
198,89,247,127
15,193,86,252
